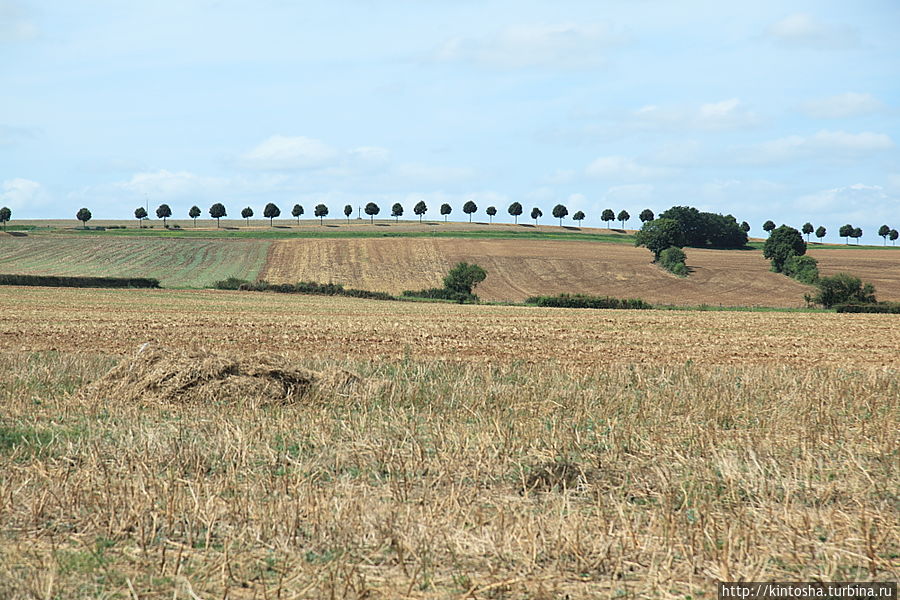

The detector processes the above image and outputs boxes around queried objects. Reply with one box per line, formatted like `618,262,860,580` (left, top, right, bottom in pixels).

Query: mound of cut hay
80,344,367,406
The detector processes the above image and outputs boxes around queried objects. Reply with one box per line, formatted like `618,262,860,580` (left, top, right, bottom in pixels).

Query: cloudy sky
2,0,898,239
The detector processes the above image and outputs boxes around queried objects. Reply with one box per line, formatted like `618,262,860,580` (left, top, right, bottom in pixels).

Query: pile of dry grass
80,343,367,406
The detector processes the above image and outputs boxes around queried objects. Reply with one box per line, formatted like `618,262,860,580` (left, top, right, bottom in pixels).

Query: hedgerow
0,274,160,288
524,294,651,310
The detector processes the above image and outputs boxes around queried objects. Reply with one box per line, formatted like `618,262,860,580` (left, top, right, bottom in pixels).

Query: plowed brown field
3,286,898,367
261,238,900,306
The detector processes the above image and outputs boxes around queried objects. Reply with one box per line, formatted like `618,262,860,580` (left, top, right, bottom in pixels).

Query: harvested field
810,247,900,300
262,238,824,306
0,235,270,287
2,287,899,367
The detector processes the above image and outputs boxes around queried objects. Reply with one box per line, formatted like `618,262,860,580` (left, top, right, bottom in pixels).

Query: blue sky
1,0,898,239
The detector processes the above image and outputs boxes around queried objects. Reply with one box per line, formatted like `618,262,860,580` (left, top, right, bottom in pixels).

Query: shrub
783,255,819,284
815,273,876,308
834,302,900,314
214,277,251,290
658,246,688,277
0,274,159,288
401,288,476,303
524,294,651,310
634,218,684,260
443,262,487,295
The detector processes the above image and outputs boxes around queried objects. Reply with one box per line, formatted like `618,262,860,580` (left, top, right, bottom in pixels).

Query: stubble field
0,286,897,599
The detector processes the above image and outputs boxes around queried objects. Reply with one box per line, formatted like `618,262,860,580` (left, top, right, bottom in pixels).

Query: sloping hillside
261,238,841,307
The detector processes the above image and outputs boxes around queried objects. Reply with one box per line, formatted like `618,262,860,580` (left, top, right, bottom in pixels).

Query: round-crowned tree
189,205,201,226
486,206,496,223
344,204,353,223
264,202,281,226
573,210,585,226
134,206,148,228
802,222,814,241
601,208,615,228
851,227,862,245
0,206,10,230
890,229,899,245
241,206,254,226
440,203,451,222
763,225,806,272
878,224,891,245
391,202,403,222
314,203,328,225
156,204,172,226
838,224,853,244
462,200,477,222
365,202,380,223
443,262,487,296
762,220,776,235
292,204,304,224
617,209,630,229
552,204,568,226
639,208,654,223
209,203,226,227
815,225,826,243
508,201,523,224
740,221,751,234
76,207,92,229
634,218,683,261
531,207,542,225
414,200,427,222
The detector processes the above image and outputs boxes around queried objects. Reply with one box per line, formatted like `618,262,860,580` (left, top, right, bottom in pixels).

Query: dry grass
0,351,897,599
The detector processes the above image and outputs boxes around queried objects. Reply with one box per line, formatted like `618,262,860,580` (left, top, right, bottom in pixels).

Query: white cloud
435,23,626,69
801,93,885,119
632,98,761,131
0,178,49,210
741,130,894,164
349,146,390,164
586,156,677,180
794,184,896,227
767,13,858,48
113,169,231,198
239,135,339,170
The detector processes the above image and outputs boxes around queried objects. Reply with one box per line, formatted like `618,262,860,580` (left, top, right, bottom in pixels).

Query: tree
658,206,746,249
391,202,403,222
0,206,9,230
617,209,630,229
762,220,776,236
552,204,568,226
365,202,381,223
292,204,304,224
601,208,615,229
156,204,172,226
486,206,497,223
209,203,226,228
241,206,254,226
344,204,353,223
639,209,654,223
134,206,148,228
573,210,585,226
634,218,683,260
531,207,542,225
763,225,806,273
508,202,523,224
815,273,876,308
443,262,487,296
802,222,814,241
414,201,427,222
264,203,281,226
189,205,201,226
815,226,826,243
878,225,891,245
314,203,329,225
740,221,750,234
76,208,92,229
851,227,862,245
462,200,477,222
890,229,899,246
440,203,451,222
839,224,853,244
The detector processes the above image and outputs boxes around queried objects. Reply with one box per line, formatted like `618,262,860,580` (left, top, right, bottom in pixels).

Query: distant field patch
0,236,270,288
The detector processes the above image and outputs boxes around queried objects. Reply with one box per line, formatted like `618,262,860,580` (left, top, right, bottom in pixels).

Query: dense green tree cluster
657,206,748,249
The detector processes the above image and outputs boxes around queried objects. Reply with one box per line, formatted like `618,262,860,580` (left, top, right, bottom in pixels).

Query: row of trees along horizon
0,202,897,246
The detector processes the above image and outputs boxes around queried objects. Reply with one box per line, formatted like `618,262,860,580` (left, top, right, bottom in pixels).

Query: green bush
401,288,476,303
0,274,160,288
214,277,251,290
763,225,806,273
814,273,876,308
443,262,487,295
524,294,651,310
658,246,688,276
783,254,819,284
226,279,397,301
835,302,900,313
